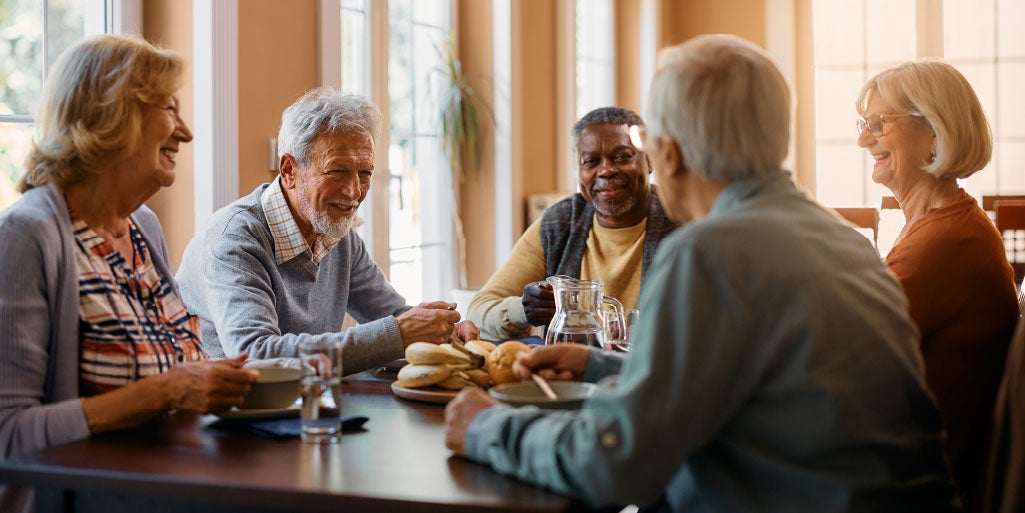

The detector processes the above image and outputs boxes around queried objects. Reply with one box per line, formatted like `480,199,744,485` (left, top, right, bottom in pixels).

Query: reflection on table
0,370,575,513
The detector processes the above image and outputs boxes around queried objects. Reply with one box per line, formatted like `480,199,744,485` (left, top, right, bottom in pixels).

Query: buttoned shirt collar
261,175,341,265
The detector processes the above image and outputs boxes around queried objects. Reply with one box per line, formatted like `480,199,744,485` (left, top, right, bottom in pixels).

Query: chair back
995,200,1025,291
984,309,1025,513
984,195,1025,212
880,196,901,210
834,207,880,249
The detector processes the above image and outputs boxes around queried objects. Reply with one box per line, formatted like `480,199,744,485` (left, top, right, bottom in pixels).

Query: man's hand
451,320,480,342
513,344,590,382
445,387,499,455
397,301,461,345
521,281,556,326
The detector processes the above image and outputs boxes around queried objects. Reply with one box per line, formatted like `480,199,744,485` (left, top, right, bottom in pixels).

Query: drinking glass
299,340,343,443
603,307,639,353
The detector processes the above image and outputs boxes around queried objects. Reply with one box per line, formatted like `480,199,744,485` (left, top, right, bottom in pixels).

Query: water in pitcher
547,327,607,350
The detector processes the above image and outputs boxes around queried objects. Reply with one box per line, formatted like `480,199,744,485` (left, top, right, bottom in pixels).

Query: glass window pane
389,20,413,137
575,0,613,120
413,0,447,29
0,121,31,208
998,0,1025,57
865,0,915,65
390,0,411,21
815,69,865,141
997,141,1025,192
997,62,1025,138
812,0,865,67
340,0,364,9
0,0,43,117
816,144,868,206
944,0,995,60
45,0,85,69
955,62,996,130
341,9,367,95
412,24,444,135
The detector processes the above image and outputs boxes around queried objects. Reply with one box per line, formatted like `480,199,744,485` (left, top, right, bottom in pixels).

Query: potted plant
435,38,494,290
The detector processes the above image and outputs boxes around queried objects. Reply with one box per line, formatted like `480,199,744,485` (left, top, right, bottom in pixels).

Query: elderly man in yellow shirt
468,107,680,342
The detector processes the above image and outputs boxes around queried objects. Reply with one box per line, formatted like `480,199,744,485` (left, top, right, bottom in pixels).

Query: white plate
217,400,301,420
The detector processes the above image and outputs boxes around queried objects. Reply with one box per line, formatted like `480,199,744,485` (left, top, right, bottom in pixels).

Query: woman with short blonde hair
855,59,1018,511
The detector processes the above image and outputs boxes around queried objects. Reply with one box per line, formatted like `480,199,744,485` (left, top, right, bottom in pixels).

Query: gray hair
277,87,382,168
856,60,991,180
571,106,645,150
646,34,791,181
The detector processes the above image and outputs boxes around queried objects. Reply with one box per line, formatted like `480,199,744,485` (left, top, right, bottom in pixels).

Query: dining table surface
0,368,581,513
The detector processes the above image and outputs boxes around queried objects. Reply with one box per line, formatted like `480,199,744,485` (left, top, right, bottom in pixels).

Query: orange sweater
886,190,1019,510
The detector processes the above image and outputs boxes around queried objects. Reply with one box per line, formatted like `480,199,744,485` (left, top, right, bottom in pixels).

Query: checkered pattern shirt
261,175,340,265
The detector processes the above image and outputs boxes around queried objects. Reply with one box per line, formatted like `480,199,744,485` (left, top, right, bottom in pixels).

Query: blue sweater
176,183,410,374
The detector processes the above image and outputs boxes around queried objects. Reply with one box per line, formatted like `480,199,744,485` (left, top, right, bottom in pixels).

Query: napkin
208,415,369,441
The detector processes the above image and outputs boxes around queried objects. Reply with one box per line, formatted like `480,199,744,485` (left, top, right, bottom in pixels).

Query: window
812,0,1025,208
335,0,454,304
0,0,109,208
574,0,614,120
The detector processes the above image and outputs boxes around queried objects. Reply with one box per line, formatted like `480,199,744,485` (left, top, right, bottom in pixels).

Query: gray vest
538,186,678,286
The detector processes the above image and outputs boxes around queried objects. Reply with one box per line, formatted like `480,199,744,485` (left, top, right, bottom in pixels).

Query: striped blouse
71,211,205,396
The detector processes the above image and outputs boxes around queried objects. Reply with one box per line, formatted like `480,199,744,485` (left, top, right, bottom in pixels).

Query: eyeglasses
856,113,920,137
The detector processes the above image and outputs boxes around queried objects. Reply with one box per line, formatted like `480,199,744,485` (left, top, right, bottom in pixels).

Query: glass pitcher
544,276,624,350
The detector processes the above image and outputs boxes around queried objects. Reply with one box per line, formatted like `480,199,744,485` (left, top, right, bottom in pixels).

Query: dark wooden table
0,370,576,513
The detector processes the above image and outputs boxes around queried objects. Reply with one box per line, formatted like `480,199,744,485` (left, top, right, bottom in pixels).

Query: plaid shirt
73,211,205,396
261,175,340,265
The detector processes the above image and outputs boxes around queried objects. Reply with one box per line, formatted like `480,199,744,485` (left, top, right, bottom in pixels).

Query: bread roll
487,341,530,385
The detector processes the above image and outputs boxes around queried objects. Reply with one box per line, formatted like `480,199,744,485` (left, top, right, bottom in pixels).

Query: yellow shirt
467,215,646,341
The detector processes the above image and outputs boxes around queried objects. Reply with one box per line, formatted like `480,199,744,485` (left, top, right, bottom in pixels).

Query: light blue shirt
465,172,960,513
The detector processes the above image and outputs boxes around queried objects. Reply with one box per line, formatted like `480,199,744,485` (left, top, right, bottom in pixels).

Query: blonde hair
19,34,183,192
646,34,791,181
856,60,992,180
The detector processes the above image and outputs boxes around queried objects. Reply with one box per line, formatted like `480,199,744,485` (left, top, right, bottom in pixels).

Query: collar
261,175,341,265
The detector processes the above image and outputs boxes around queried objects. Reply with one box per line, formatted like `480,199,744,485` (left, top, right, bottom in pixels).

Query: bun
487,341,530,385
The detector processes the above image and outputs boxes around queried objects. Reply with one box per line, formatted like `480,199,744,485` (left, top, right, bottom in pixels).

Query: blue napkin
513,336,545,346
208,415,369,441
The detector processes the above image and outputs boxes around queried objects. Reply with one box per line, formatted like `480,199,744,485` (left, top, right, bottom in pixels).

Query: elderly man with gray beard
176,87,477,375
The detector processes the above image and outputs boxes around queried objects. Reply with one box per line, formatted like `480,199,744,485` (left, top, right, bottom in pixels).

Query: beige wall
143,0,194,271
237,0,319,197
458,0,497,288
660,0,766,47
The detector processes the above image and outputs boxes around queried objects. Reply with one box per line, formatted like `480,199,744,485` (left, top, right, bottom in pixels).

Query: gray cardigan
0,184,173,458
175,183,409,373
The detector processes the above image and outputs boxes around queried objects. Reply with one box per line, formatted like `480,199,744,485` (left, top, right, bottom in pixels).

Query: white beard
297,179,354,239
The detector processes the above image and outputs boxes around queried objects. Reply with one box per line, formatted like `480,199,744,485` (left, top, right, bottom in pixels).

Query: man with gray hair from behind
177,87,478,374
444,35,961,513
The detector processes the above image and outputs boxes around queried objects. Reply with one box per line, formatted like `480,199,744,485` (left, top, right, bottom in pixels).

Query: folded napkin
208,415,369,441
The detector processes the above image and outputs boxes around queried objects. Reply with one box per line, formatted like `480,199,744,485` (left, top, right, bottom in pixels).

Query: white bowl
239,367,303,410
488,381,596,409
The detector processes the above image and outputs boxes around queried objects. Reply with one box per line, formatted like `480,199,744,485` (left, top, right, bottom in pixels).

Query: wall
143,0,194,271
237,0,319,197
458,0,497,288
659,0,766,47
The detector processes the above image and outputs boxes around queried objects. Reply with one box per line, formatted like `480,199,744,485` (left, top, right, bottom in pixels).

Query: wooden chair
834,207,880,248
880,196,900,210
995,200,1025,291
984,195,1025,212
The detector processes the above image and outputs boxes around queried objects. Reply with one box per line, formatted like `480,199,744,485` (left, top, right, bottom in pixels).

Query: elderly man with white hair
176,88,477,374
444,35,960,513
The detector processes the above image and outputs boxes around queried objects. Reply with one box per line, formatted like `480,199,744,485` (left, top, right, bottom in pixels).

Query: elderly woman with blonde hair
856,60,1018,510
0,34,258,511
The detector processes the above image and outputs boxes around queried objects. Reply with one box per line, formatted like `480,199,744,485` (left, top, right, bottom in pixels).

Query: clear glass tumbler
298,340,343,443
